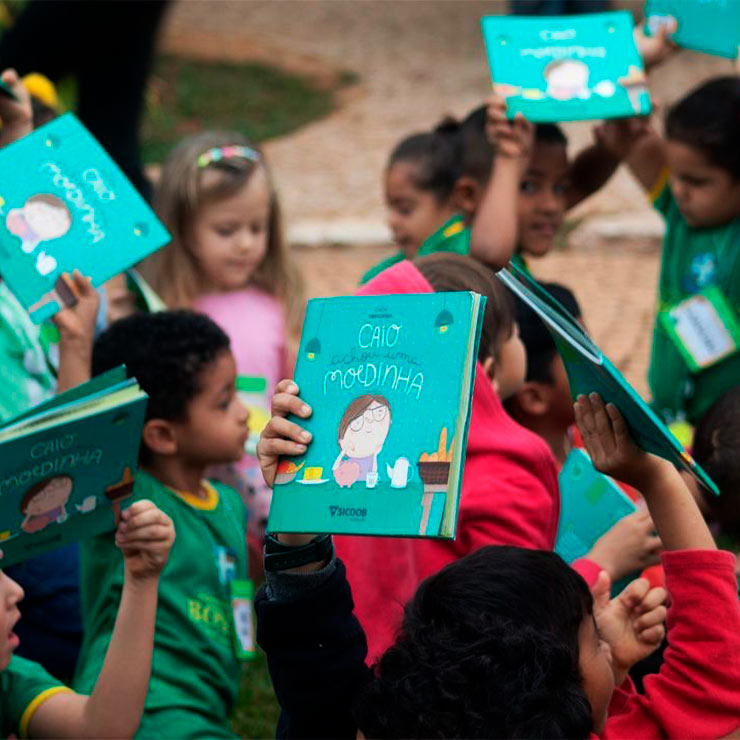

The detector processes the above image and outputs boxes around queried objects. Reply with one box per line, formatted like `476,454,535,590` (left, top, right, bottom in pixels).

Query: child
361,128,461,283
614,76,740,425
149,131,301,542
1,499,174,738
0,64,103,683
691,386,740,558
259,253,605,661
473,95,647,272
506,283,662,586
74,311,250,739
361,108,534,284
256,394,740,739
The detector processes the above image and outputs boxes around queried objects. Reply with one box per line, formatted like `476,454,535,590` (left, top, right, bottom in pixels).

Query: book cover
555,448,637,563
267,292,485,538
481,11,651,122
0,374,147,567
496,262,718,495
0,113,170,323
645,0,740,60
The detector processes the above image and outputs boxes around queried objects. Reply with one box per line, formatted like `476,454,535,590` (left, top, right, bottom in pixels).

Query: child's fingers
635,585,668,615
262,416,311,445
605,403,629,443
117,505,171,537
258,426,308,459
618,576,651,610
634,604,668,633
271,390,311,419
70,270,95,297
575,395,596,437
637,623,666,645
116,524,174,549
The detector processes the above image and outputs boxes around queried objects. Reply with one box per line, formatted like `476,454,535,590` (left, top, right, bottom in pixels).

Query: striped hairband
197,145,260,169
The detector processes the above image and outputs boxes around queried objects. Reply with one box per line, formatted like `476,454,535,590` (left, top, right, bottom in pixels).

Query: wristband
264,533,333,572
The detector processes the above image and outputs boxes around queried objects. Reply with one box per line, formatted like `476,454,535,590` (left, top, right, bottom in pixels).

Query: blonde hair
148,130,302,331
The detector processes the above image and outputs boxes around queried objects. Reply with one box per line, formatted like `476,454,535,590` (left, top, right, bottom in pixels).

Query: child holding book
74,311,250,739
148,131,301,544
361,108,535,284
1,498,174,738
256,394,740,739
612,76,740,425
259,253,605,660
505,283,663,587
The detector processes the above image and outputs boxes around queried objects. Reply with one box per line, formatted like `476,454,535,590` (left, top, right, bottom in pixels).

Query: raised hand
52,271,100,343
592,571,668,685
485,94,534,163
115,499,175,581
587,508,662,581
574,393,661,490
593,117,652,161
257,379,312,488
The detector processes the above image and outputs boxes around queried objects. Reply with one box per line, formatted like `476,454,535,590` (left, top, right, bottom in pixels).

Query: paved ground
158,0,735,395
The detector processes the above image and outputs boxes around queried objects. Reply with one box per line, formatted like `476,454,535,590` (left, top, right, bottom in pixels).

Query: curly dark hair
92,310,231,460
354,546,594,739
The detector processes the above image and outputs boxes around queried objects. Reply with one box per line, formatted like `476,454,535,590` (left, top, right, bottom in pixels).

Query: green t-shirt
359,214,470,285
1,654,71,738
74,471,248,727
649,181,740,424
0,283,56,423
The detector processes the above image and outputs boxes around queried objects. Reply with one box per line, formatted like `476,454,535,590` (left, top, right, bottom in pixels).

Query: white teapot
386,457,415,489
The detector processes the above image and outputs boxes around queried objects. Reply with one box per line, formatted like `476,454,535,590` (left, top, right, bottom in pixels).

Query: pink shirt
194,287,286,395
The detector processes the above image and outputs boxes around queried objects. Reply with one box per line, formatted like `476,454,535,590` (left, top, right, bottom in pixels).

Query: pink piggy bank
334,462,360,488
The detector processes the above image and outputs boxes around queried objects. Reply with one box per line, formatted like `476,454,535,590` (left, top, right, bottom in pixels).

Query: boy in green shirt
0,499,175,738
75,311,251,739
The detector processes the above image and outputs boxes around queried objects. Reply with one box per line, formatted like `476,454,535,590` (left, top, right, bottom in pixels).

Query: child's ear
513,382,550,417
452,176,484,216
142,419,178,457
482,355,500,393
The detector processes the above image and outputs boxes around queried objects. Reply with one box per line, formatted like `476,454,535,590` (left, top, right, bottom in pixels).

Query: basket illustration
417,461,451,486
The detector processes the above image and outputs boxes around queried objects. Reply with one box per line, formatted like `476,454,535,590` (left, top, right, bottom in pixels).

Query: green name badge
659,286,740,373
230,578,256,661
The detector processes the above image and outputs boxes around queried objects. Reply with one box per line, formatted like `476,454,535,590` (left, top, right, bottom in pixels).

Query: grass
234,648,281,739
141,55,338,163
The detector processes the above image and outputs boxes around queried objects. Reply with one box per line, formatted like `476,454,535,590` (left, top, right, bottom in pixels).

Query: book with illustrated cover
267,292,485,538
645,0,740,60
0,113,170,323
496,262,718,495
481,11,651,122
0,368,147,566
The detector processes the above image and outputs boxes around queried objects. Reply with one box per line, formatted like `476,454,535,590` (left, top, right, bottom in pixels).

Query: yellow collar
170,480,219,511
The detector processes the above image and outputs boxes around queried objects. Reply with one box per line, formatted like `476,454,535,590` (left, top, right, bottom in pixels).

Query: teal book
0,370,147,566
267,292,485,538
645,0,740,59
555,448,637,563
481,11,651,122
497,262,718,495
0,113,170,324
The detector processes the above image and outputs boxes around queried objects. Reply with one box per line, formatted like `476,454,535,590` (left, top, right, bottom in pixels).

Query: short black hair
93,311,231,454
666,76,740,179
388,130,461,204
446,106,568,186
355,546,594,739
516,282,581,384
692,386,740,535
415,253,515,363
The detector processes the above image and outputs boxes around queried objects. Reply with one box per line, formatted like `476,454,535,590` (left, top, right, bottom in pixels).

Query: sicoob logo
329,505,368,519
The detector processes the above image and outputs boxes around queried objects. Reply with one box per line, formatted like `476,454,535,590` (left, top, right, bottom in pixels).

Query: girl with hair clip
149,131,302,548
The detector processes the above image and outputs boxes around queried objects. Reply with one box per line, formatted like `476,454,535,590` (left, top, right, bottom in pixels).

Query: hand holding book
575,393,716,552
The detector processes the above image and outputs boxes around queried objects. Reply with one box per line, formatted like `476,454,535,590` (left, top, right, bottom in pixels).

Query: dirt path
159,0,733,396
